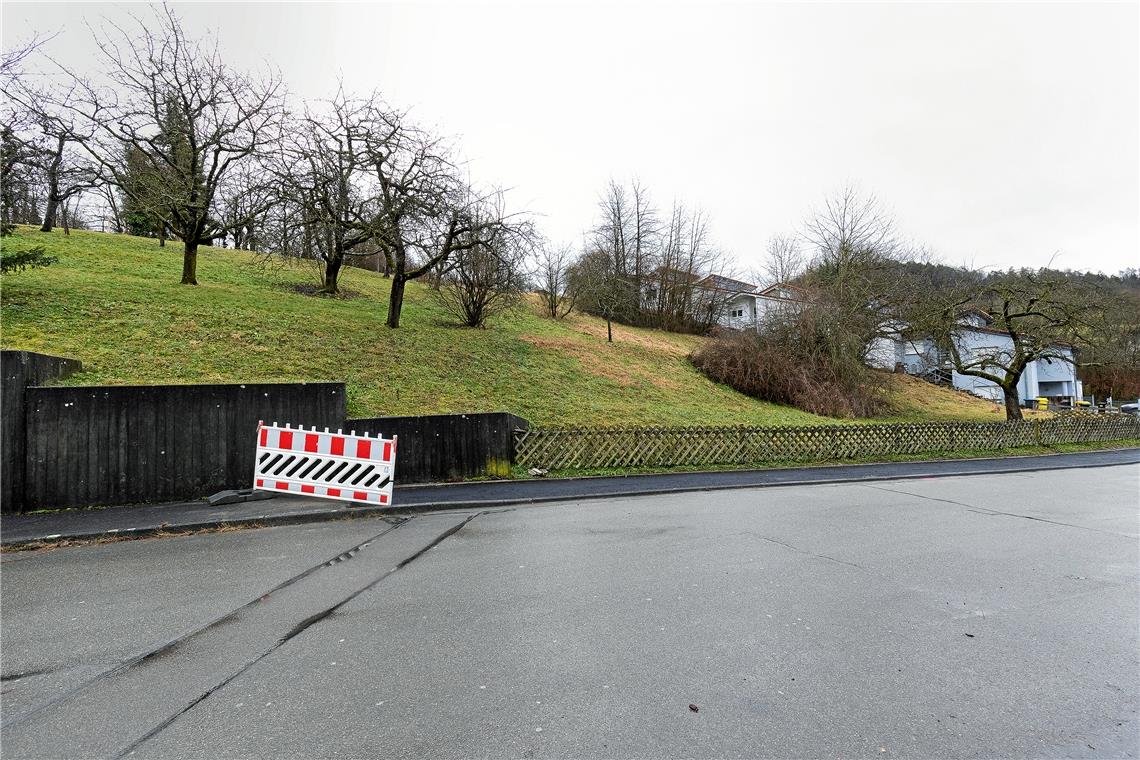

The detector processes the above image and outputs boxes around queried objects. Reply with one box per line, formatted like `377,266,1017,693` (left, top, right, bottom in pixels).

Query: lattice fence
513,414,1140,471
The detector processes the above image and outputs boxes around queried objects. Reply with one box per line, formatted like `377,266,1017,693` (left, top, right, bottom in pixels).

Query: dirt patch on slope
565,315,697,356
519,335,637,386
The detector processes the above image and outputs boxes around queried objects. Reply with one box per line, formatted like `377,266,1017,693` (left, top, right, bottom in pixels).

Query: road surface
2,464,1137,758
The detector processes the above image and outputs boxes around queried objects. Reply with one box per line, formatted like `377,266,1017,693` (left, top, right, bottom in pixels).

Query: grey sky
5,1,1138,275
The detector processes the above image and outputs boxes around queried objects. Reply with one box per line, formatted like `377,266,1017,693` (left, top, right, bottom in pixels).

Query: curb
3,447,1137,550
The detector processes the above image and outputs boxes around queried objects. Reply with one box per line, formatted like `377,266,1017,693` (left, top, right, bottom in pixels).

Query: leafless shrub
535,242,576,319
434,225,529,328
690,305,891,418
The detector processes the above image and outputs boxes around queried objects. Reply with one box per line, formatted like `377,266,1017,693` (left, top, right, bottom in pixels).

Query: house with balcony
716,287,1081,405
872,311,1083,405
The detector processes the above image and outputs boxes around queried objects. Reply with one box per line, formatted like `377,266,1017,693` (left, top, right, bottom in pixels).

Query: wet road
3,464,1137,758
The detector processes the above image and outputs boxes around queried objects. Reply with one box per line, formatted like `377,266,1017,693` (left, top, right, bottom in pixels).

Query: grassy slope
1,228,1021,426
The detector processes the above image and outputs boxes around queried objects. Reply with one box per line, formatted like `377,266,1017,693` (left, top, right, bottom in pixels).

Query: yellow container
1035,397,1049,410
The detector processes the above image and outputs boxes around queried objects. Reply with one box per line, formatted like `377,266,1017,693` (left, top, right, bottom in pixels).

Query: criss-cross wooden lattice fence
513,414,1140,471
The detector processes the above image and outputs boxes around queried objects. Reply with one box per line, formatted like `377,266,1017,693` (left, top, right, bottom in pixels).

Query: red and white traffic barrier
253,422,397,506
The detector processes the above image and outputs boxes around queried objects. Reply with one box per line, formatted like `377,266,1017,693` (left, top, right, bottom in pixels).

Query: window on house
731,309,744,318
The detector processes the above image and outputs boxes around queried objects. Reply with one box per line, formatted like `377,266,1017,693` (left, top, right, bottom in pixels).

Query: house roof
755,282,809,301
696,274,758,293
957,308,994,325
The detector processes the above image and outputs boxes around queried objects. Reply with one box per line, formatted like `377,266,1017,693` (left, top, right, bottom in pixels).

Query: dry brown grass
883,373,1054,422
518,334,637,386
562,313,698,356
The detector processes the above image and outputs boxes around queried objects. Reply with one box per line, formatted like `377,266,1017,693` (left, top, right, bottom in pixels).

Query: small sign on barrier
253,421,397,506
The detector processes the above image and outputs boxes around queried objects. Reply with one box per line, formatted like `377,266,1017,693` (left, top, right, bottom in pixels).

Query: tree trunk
386,274,407,328
104,189,121,233
321,255,342,294
39,192,58,233
181,239,198,285
39,138,64,233
1003,384,1023,421
606,316,613,343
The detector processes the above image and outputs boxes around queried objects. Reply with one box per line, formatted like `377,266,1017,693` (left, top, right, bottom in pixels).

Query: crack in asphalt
2,518,410,732
0,666,59,682
740,531,864,569
115,512,482,759
863,484,1130,539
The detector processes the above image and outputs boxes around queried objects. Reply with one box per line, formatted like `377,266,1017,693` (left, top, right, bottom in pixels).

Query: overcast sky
5,1,1138,276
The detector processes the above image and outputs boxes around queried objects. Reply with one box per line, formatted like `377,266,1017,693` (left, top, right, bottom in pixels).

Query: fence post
1033,418,1043,446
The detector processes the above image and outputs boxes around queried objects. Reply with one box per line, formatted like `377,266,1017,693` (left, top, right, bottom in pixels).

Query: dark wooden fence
6,348,1137,512
347,413,529,483
21,382,346,510
514,415,1140,471
2,351,531,511
2,351,84,512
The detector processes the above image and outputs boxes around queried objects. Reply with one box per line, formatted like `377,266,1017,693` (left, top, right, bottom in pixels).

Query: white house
717,282,809,332
871,311,1083,405
715,286,1082,406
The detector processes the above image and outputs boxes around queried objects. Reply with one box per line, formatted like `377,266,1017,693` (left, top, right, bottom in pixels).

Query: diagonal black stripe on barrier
297,458,324,480
322,461,348,483
285,457,311,478
349,465,375,486
271,455,297,476
259,453,283,474
308,459,336,482
336,462,362,484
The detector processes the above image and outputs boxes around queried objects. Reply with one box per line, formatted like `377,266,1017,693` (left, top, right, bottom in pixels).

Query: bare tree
800,184,901,287
646,201,735,332
3,82,99,233
629,179,658,307
796,185,920,363
94,182,123,232
591,180,639,321
218,163,272,251
570,247,629,342
54,6,284,284
354,110,525,328
535,242,576,319
761,234,805,286
272,90,381,293
1,34,49,233
435,212,530,327
905,271,1105,420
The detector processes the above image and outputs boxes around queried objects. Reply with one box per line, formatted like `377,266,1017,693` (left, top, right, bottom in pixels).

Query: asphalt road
2,464,1137,758
4,448,1137,546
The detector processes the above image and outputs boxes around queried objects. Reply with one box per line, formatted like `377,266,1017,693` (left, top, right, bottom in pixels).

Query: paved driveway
3,464,1137,758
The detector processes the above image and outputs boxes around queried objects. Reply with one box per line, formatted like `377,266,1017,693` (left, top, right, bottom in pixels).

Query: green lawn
1,227,1022,426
